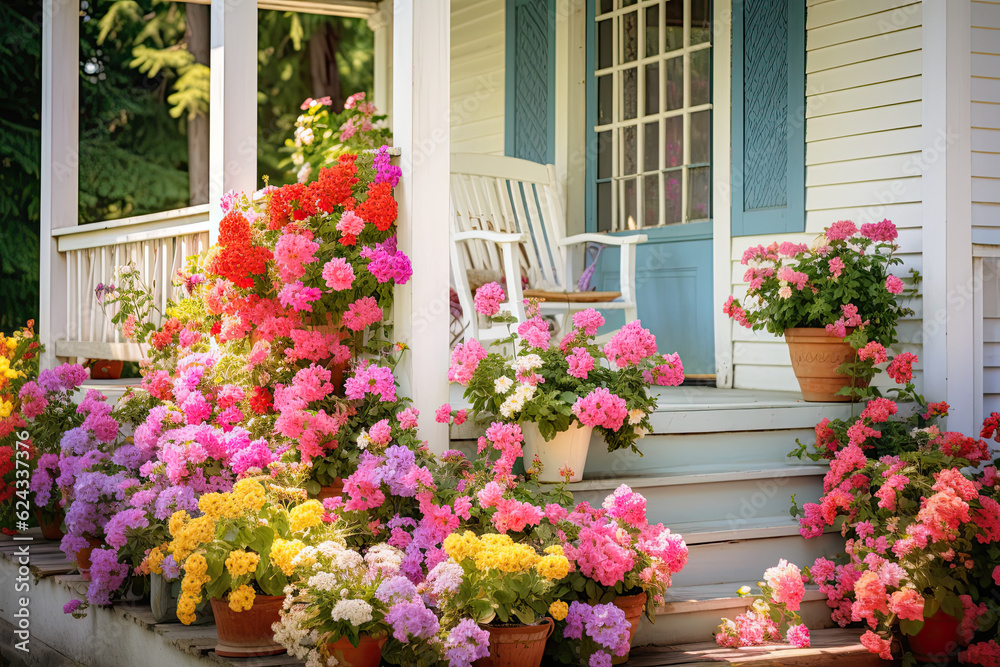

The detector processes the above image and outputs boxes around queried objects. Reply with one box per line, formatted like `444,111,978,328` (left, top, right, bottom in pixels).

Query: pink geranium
473,282,505,316
763,559,805,612
337,210,366,236
322,257,355,291
604,321,657,367
517,317,551,350
274,232,319,283
566,347,595,379
573,388,628,431
342,296,383,331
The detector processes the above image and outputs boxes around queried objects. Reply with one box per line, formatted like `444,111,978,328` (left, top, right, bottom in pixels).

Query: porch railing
52,205,212,362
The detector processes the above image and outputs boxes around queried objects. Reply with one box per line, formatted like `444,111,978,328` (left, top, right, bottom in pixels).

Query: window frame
588,0,713,233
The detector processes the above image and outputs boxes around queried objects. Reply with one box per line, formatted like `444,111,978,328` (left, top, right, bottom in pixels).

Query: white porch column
370,1,393,124
39,0,79,369
392,0,451,452
209,0,258,241
922,0,974,434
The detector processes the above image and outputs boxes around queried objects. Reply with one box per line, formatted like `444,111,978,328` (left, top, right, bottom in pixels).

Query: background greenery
0,0,373,330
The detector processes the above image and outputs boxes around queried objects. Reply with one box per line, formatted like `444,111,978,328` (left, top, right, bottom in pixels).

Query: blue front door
584,0,716,375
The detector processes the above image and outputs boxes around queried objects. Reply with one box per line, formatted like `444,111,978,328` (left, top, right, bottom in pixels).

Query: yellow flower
270,538,306,576
147,546,165,575
232,479,266,512
288,499,325,532
535,554,571,580
169,510,190,537
549,600,569,621
752,598,770,614
228,584,256,612
544,545,564,556
737,585,751,596
0,400,12,419
199,493,237,520
184,553,209,578
225,550,260,578
444,531,481,563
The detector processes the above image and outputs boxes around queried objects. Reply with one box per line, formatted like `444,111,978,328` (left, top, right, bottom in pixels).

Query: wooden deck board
626,629,890,666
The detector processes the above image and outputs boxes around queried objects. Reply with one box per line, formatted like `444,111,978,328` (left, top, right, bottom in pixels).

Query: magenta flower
473,281,505,316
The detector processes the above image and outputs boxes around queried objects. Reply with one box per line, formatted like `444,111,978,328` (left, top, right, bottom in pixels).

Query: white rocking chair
450,153,647,343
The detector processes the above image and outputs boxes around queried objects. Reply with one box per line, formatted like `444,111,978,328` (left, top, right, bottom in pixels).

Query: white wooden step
636,583,837,646
567,466,827,526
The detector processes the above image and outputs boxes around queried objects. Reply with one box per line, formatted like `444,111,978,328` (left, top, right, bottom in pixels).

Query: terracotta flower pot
150,573,214,625
473,618,554,667
784,327,869,402
90,359,123,380
210,595,286,657
520,422,593,483
35,509,64,541
326,634,386,667
76,537,104,582
611,593,646,664
315,478,345,502
907,609,960,663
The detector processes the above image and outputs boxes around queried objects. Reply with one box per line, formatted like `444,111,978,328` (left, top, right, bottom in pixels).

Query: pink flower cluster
447,339,488,385
572,388,628,431
825,303,869,338
473,282,505,317
603,321,657,368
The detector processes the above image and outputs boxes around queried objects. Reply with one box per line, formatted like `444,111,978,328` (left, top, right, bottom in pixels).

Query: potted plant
436,531,572,667
714,560,812,649
543,485,689,663
272,540,406,667
723,219,918,401
165,478,337,656
791,360,1000,665
454,286,683,481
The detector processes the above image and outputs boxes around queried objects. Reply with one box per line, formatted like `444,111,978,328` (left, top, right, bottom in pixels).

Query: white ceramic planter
520,422,593,483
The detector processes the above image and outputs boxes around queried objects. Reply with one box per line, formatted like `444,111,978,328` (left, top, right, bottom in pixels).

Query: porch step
626,628,883,666
638,583,837,647
567,465,827,527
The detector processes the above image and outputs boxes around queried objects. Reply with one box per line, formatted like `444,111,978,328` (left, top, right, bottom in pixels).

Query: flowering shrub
791,364,1000,663
724,220,917,348
715,560,810,649
0,322,42,533
286,93,393,184
457,286,683,454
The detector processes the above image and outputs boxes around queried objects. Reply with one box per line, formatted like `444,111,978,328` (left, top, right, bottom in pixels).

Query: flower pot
520,422,593,483
907,609,960,663
151,573,213,625
474,618,554,667
90,359,123,380
35,509,64,541
210,595,286,657
76,538,103,582
784,328,869,402
326,634,386,667
611,593,646,664
315,478,345,502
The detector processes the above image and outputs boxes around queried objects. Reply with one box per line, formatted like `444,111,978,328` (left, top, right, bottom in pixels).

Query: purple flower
104,509,149,549
444,619,490,667
386,599,439,642
63,599,83,614
154,486,197,521
373,145,402,187
229,438,275,476
564,602,631,656
375,575,418,606
160,555,180,580
87,548,129,605
590,652,612,667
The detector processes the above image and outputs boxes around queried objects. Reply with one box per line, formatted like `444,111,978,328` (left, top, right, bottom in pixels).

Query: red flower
356,181,398,231
981,412,1000,443
250,387,273,414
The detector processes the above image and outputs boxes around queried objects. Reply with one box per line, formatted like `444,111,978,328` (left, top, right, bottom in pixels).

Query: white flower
307,572,339,592
330,599,374,625
628,409,645,425
511,354,543,373
296,162,312,183
333,550,364,572
357,430,372,450
316,540,346,558
499,382,536,418
295,126,315,145
494,376,514,394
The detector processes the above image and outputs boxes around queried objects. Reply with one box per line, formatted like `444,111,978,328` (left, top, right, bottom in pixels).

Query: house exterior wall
450,0,506,155
982,257,1000,416
972,0,1000,245
730,0,925,392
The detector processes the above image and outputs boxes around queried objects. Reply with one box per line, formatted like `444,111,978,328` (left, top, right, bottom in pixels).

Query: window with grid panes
594,0,712,232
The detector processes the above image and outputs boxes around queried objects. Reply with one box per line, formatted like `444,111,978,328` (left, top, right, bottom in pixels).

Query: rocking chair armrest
452,230,529,245
557,232,648,247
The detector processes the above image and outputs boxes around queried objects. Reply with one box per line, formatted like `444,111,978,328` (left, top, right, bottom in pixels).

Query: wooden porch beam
392,0,451,451
208,0,259,241
39,0,79,369
186,0,378,19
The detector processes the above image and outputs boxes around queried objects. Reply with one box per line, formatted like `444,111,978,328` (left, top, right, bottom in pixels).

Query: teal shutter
731,0,805,236
505,0,556,163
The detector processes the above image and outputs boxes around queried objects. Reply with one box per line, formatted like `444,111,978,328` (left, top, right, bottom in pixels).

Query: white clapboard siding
732,0,924,392
972,1,1000,244
983,258,1000,415
451,0,505,155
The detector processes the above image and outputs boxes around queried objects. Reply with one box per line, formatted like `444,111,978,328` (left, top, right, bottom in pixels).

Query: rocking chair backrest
450,153,568,291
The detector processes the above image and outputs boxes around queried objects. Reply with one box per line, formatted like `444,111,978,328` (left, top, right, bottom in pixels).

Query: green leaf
899,619,924,636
